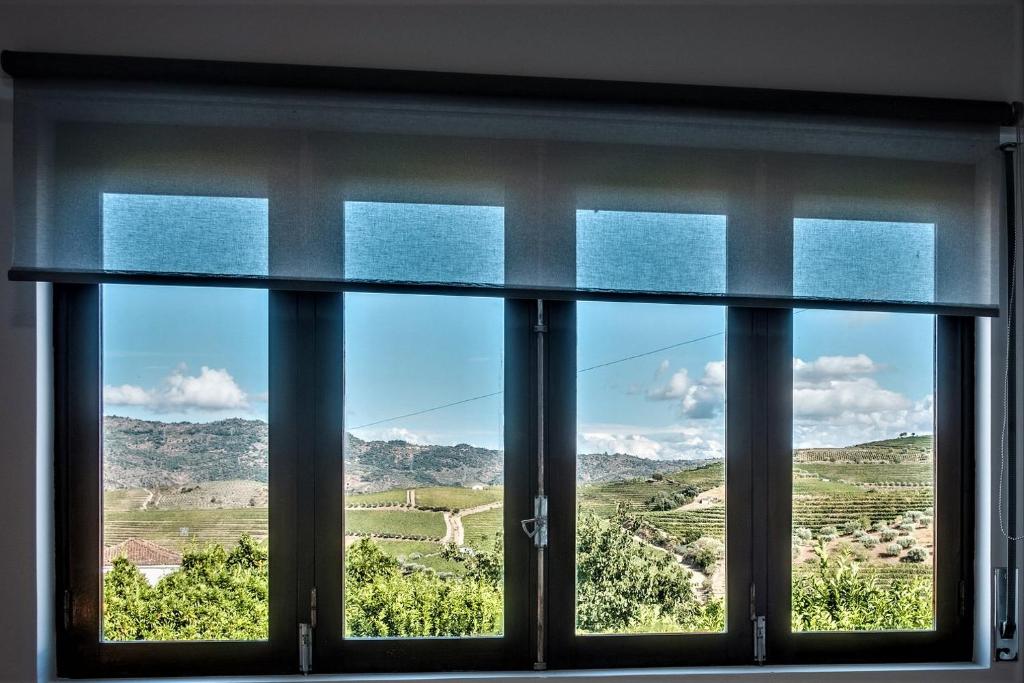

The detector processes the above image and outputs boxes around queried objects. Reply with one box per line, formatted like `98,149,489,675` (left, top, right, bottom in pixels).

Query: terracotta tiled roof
103,538,182,566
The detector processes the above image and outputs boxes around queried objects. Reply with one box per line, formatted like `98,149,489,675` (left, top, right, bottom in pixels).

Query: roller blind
7,57,1006,314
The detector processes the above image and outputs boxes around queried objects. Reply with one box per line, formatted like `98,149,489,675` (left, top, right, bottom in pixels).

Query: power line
349,308,810,431
348,390,504,430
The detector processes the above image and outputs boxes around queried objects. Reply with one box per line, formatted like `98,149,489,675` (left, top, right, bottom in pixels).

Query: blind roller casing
10,76,1003,313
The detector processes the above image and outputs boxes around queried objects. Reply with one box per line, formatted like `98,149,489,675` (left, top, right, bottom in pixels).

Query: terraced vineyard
578,462,723,516
642,506,725,545
104,488,152,512
793,489,934,528
347,489,408,507
462,507,503,551
795,462,933,485
104,508,268,551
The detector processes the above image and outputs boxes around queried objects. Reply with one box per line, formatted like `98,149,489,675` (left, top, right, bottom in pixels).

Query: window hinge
753,615,766,665
310,587,318,629
299,622,313,674
520,495,548,548
959,579,966,618
62,589,71,630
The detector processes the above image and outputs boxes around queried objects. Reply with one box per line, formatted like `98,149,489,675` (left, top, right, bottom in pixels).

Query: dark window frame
54,284,298,678
763,311,975,665
310,293,534,673
54,285,975,677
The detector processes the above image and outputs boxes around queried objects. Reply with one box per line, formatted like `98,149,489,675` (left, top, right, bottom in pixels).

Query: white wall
0,2,1021,682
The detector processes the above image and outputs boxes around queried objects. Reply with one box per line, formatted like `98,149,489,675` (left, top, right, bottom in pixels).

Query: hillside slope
103,416,700,491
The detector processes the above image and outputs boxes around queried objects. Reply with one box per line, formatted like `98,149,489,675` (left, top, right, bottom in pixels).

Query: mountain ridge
103,416,705,491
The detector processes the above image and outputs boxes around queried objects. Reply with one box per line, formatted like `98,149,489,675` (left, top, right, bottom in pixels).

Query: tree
792,543,931,631
103,534,269,641
103,557,154,641
344,537,503,637
576,513,722,633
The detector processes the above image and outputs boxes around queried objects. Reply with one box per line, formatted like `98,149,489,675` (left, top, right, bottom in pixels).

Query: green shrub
896,537,916,549
683,536,724,573
883,543,903,558
859,536,878,549
918,516,933,527
905,548,928,563
879,530,897,542
818,525,838,538
792,545,932,631
794,527,813,541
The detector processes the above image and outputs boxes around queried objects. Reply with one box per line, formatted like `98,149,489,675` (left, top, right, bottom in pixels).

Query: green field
415,486,502,510
792,477,864,495
372,540,463,574
793,489,934,528
344,509,446,539
463,507,503,551
347,489,407,506
578,462,723,516
642,506,725,545
104,508,268,551
795,462,932,485
104,488,151,512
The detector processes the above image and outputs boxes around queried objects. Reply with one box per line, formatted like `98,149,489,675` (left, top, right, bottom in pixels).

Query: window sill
56,661,998,683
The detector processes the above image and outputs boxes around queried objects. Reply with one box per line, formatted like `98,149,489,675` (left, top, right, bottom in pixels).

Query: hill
103,416,702,491
794,434,932,464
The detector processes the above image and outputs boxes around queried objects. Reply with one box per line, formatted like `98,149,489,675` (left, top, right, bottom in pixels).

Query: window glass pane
791,310,935,632
794,218,935,302
343,293,504,638
576,302,726,634
344,202,504,284
101,285,269,641
576,210,727,293
103,194,268,275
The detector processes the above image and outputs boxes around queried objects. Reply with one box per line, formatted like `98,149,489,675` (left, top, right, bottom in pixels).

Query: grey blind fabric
10,78,1002,312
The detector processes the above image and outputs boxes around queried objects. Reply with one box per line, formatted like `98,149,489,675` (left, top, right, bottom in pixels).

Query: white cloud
655,359,671,378
104,365,251,413
791,353,933,447
103,384,153,406
354,426,432,445
579,432,664,459
579,422,725,461
647,360,725,419
794,377,909,418
647,369,691,400
793,354,878,385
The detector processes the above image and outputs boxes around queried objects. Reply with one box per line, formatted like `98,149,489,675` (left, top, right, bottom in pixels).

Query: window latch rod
520,495,548,548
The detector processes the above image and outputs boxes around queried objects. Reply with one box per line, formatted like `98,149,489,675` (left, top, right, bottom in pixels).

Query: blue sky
103,287,933,457
100,196,934,456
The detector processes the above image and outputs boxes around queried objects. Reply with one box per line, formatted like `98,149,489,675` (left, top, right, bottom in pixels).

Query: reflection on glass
793,218,935,302
101,285,269,641
576,210,726,293
343,293,505,638
576,302,726,635
791,309,935,632
344,201,504,285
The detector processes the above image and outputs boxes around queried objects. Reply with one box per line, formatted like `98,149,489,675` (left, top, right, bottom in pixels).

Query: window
102,285,269,642
57,287,976,675
35,58,990,678
791,310,936,633
342,293,505,639
575,302,726,636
